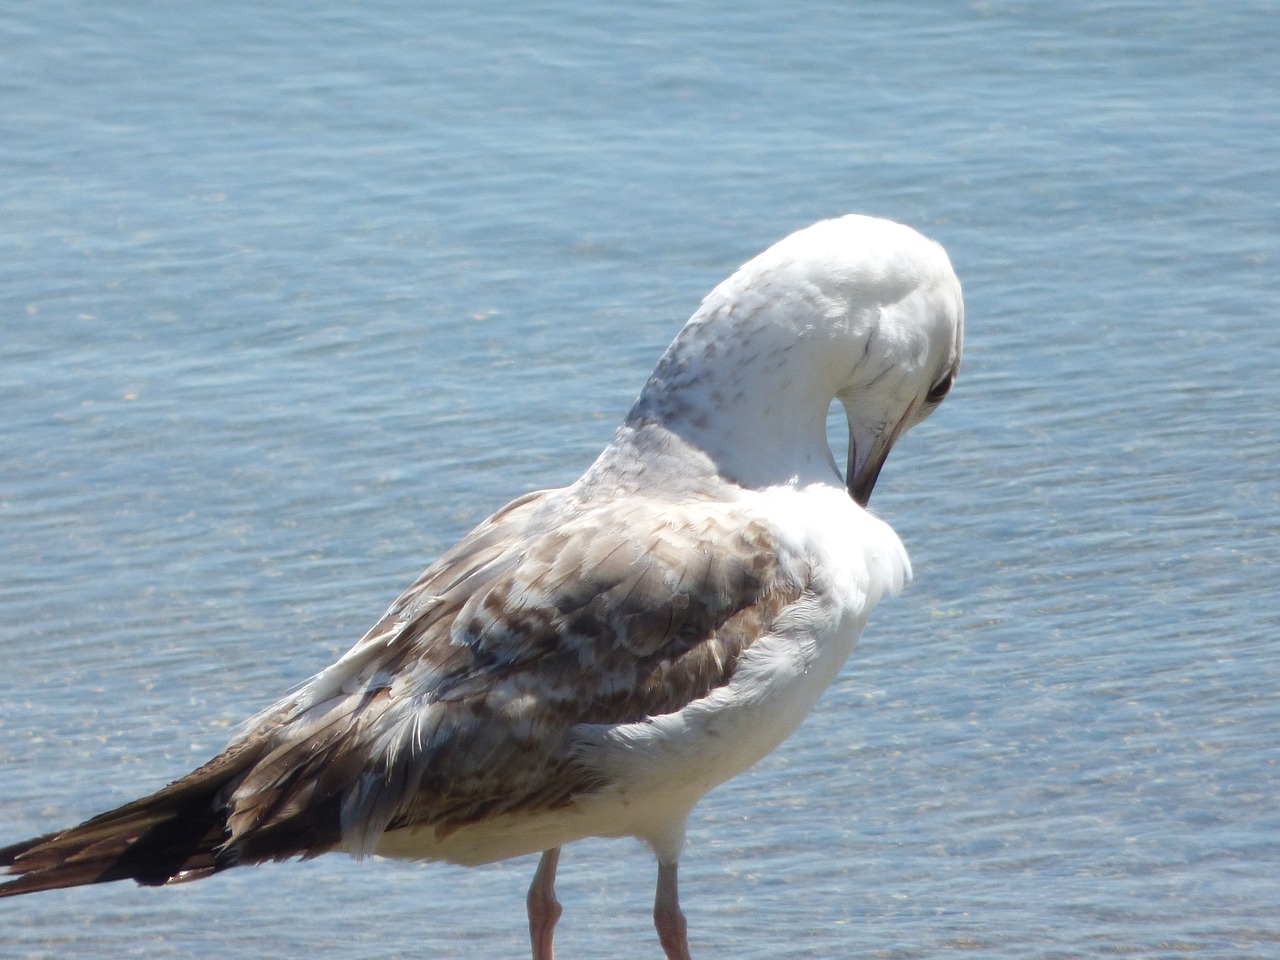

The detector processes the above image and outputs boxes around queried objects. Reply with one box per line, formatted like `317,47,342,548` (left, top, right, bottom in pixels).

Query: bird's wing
222,486,809,857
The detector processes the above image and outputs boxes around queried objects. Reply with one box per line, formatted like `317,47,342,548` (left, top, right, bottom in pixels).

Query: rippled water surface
3,2,1278,957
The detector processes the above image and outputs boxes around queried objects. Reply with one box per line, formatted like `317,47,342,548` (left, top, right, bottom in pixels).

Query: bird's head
753,214,964,506
625,214,963,503
830,223,963,506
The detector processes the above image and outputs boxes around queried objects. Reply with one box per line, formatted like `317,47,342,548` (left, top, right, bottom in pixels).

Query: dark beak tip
849,478,872,508
846,438,887,509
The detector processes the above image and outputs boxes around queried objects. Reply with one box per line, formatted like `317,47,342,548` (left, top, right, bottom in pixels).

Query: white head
629,214,963,504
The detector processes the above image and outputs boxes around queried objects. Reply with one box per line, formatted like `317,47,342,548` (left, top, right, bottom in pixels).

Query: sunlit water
3,2,1278,957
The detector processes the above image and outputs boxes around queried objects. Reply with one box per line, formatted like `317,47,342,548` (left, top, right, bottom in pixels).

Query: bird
0,214,963,959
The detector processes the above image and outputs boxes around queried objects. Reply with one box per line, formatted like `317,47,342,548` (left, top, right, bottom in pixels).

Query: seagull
0,214,963,959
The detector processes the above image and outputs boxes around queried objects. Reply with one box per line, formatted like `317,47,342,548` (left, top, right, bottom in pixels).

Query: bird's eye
925,373,954,405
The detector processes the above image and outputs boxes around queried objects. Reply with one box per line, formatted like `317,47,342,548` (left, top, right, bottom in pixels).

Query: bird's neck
620,322,846,493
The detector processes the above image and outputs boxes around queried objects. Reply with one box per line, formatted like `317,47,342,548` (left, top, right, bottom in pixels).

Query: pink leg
653,860,692,960
527,847,563,960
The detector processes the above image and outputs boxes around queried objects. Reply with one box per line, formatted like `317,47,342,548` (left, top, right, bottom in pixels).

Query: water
2,1,1278,957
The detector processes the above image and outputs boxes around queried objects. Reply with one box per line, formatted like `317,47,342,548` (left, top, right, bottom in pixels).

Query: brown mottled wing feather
225,486,805,853
0,485,805,893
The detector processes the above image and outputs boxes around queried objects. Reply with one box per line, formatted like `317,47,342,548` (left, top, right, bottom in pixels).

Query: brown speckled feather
1,480,804,892
217,480,806,858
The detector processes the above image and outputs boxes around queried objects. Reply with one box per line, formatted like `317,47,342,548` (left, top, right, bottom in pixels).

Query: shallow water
3,1,1278,957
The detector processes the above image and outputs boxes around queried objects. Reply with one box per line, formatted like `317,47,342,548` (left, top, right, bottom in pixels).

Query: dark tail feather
0,743,263,898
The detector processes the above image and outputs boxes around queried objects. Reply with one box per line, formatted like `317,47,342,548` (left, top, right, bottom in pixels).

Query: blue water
3,1,1278,957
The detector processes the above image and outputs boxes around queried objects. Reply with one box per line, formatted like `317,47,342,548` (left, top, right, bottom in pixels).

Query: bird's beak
846,402,916,507
846,429,890,507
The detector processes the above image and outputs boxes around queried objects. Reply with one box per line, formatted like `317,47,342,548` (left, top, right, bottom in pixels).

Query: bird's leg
527,847,563,960
653,859,691,960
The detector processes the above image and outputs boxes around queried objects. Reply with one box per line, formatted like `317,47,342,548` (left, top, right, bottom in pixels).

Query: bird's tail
0,741,263,897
